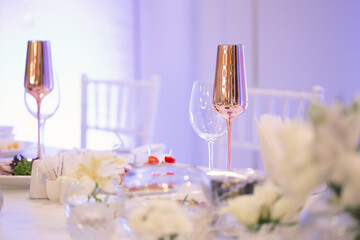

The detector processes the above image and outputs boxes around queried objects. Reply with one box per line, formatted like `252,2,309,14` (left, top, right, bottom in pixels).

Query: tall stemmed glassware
24,40,54,159
24,73,59,156
189,80,227,170
213,44,248,170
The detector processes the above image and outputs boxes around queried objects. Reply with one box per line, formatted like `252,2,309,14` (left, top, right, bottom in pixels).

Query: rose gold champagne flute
24,40,54,159
213,44,248,170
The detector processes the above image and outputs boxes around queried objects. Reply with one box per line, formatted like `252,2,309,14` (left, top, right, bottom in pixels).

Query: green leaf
355,233,360,240
170,234,178,240
13,160,32,175
347,206,360,223
88,183,103,203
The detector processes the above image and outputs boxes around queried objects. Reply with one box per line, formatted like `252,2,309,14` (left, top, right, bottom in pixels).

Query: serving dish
0,175,31,188
0,140,34,158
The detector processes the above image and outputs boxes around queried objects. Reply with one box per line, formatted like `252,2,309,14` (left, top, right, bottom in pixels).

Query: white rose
285,163,323,197
279,120,314,161
253,183,281,207
128,200,192,238
78,175,96,196
341,180,360,208
226,195,262,227
272,196,303,223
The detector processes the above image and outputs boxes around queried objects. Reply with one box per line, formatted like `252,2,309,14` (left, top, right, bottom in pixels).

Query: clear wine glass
24,40,54,159
24,73,60,156
189,80,227,170
213,44,248,170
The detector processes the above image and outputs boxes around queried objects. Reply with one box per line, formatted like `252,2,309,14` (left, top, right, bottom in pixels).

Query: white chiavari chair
80,74,161,150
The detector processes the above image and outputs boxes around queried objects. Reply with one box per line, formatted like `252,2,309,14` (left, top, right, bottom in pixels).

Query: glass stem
40,119,46,157
37,100,42,159
207,140,215,170
226,117,233,170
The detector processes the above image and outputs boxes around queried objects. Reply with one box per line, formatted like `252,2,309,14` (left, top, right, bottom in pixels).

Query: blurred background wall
0,0,359,168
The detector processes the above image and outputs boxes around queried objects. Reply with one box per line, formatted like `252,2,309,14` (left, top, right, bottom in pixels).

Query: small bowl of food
120,165,215,240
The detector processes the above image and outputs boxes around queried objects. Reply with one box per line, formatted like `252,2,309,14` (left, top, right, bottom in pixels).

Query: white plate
0,175,31,188
0,140,34,158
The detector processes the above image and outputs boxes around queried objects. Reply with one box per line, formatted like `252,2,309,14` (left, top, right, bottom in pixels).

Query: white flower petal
79,176,96,195
254,183,281,207
226,195,262,227
272,197,302,223
98,160,116,178
98,179,115,193
128,200,192,238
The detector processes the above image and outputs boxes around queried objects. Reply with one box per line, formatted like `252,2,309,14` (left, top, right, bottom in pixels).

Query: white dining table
0,144,134,240
0,187,232,240
0,142,346,240
0,188,132,240
0,187,327,240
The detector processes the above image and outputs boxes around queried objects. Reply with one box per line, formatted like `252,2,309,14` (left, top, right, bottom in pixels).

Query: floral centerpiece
307,97,360,239
128,199,193,240
63,150,127,203
239,96,360,239
221,115,325,237
223,183,303,233
62,150,128,240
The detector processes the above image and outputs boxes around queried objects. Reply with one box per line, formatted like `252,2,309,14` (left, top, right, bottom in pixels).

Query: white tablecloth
0,188,131,240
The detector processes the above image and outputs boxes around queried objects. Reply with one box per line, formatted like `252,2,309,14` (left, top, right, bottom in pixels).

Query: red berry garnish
148,156,159,164
164,156,175,163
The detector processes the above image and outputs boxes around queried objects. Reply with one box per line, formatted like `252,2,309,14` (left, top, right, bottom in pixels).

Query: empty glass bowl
120,165,214,240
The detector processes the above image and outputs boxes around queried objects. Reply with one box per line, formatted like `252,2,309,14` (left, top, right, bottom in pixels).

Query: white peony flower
63,150,127,195
339,153,360,208
78,175,96,196
253,183,281,208
341,182,360,208
258,115,324,198
311,101,360,186
272,196,303,223
308,98,360,211
257,96,360,231
279,120,314,162
128,200,192,239
226,195,263,228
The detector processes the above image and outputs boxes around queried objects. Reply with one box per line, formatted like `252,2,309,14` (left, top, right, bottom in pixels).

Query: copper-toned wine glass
24,40,54,159
213,44,248,170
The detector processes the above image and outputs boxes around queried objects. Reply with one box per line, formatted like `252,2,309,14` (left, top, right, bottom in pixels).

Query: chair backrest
80,74,161,149
217,86,324,169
